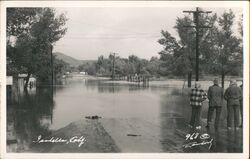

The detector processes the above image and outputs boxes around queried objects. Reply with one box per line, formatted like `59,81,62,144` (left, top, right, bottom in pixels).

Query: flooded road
7,75,243,153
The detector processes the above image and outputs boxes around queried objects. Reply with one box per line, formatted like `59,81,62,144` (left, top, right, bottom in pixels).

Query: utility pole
183,7,212,81
111,53,118,80
50,44,54,124
50,45,54,85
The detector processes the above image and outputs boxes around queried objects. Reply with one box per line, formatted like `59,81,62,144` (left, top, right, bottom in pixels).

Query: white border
0,1,249,159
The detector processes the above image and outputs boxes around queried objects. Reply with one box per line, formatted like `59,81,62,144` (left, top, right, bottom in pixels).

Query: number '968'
185,133,210,140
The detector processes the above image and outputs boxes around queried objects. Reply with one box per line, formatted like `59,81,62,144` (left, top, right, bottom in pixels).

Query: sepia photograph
1,1,249,159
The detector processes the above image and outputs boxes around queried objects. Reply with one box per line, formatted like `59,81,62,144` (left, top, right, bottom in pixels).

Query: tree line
78,54,162,78
7,8,243,89
78,9,243,88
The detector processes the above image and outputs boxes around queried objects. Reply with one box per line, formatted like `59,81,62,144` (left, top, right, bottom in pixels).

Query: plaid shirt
190,88,207,106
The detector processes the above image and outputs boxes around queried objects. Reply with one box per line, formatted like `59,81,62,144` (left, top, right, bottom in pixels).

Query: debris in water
85,115,102,120
127,134,141,137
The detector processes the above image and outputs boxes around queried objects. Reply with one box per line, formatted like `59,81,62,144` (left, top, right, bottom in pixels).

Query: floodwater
7,75,243,153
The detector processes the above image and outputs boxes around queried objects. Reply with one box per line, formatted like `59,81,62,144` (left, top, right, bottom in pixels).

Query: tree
200,10,242,88
54,59,70,78
88,54,162,78
215,10,242,87
96,55,110,76
238,14,243,38
85,62,97,75
174,13,216,86
158,16,197,86
7,8,67,89
158,28,193,86
7,8,41,76
158,9,241,88
114,58,128,76
7,8,41,37
128,55,141,75
146,56,160,76
238,14,243,77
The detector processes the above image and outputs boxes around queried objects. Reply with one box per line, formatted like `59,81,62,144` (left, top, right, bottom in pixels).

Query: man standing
206,78,224,130
239,83,243,128
189,82,207,130
224,80,242,130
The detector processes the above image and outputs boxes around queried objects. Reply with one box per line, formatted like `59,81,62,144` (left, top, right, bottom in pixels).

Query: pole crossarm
199,26,212,28
183,25,196,28
183,11,212,14
183,25,212,28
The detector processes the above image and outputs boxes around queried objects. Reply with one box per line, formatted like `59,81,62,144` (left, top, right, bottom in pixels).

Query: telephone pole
111,53,118,80
183,7,212,81
50,45,54,86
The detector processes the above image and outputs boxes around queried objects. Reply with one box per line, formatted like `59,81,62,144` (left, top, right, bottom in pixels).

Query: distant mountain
54,52,95,67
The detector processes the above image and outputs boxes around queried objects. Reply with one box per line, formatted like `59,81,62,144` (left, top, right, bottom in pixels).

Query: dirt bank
29,119,120,153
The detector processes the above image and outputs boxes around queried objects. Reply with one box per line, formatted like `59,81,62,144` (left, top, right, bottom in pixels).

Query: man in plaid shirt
189,82,207,129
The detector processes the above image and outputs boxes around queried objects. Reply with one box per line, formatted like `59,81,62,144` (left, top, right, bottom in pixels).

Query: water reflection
7,77,243,153
85,79,150,93
7,78,154,152
7,87,54,152
97,83,120,93
160,90,190,152
160,88,243,153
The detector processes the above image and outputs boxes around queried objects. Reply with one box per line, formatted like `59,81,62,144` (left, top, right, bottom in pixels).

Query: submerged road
26,115,242,153
7,76,243,153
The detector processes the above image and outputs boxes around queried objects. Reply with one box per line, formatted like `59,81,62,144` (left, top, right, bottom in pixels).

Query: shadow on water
7,86,55,152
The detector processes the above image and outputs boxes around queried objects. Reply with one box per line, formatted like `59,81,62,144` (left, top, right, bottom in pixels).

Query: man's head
195,82,201,88
213,78,219,85
230,79,237,86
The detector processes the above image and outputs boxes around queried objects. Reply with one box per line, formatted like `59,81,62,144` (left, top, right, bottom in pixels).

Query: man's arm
238,87,242,99
224,88,229,100
207,87,211,100
202,90,207,101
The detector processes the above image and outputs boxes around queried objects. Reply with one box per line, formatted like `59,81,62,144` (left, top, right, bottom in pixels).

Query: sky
53,7,242,60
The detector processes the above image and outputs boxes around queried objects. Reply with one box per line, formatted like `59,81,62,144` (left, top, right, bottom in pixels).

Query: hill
54,52,95,67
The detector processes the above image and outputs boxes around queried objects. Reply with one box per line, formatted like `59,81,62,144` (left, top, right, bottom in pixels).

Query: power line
66,32,161,36
71,21,160,36
111,52,118,80
62,35,161,39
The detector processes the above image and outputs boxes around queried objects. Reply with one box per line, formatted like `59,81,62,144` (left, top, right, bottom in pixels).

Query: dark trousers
240,100,243,126
190,106,202,127
207,106,222,128
227,104,240,127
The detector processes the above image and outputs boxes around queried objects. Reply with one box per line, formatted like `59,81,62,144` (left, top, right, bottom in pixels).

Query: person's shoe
205,125,210,129
236,127,240,130
227,127,232,130
196,126,201,130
